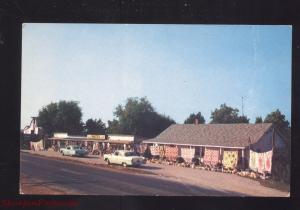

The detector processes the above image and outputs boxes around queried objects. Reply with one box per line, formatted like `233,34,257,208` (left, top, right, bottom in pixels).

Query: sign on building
87,134,106,140
108,135,134,142
54,133,68,138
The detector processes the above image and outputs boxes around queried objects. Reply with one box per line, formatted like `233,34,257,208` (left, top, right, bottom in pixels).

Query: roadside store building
46,133,144,154
143,123,289,174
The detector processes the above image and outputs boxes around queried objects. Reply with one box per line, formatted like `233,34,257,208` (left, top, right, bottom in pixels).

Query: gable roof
144,123,274,148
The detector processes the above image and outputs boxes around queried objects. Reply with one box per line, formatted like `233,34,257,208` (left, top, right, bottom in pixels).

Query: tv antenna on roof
242,96,246,116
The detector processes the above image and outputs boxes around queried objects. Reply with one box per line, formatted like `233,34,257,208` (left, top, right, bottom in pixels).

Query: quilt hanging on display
164,146,179,161
93,142,99,151
249,150,273,173
30,139,44,151
159,146,165,157
150,146,160,156
222,150,238,169
180,148,195,162
203,148,220,166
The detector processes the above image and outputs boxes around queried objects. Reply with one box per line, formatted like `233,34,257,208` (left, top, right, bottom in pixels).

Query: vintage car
103,150,146,167
60,145,88,157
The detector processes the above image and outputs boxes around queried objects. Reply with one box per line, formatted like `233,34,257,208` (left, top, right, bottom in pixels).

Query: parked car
60,145,88,157
103,150,146,167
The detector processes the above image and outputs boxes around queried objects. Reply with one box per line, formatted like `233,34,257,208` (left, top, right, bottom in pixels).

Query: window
125,152,136,156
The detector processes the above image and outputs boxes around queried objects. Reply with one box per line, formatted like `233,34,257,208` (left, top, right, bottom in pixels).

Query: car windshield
124,152,137,156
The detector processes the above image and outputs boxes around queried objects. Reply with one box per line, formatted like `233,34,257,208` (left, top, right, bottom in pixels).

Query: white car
104,150,145,167
60,145,88,157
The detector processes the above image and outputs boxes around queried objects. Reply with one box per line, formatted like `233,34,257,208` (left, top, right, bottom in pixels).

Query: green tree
264,109,290,131
255,116,263,123
184,112,205,124
84,118,106,135
38,101,84,136
210,103,249,124
237,115,250,123
107,119,121,134
108,97,175,137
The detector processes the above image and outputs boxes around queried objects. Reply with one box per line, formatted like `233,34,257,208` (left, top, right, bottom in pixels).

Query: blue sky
21,24,292,128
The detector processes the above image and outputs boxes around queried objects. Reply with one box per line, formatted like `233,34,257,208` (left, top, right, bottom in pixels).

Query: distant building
46,133,142,154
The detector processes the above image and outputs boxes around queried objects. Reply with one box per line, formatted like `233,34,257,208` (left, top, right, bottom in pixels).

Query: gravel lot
20,150,289,197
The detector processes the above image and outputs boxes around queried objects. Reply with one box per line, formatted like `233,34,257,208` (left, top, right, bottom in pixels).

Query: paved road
20,153,239,196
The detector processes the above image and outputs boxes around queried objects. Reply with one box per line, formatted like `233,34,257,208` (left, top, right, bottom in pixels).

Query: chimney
195,118,199,125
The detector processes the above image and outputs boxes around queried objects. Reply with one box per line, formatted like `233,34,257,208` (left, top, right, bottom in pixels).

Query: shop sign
54,133,68,138
87,134,106,140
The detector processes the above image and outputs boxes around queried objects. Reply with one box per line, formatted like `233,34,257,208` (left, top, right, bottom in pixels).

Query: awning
48,137,106,142
47,137,133,144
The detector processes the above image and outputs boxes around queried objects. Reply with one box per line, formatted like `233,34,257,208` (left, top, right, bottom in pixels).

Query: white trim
143,141,245,149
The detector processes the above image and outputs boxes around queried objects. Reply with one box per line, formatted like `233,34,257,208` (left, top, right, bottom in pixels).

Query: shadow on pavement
84,155,100,159
138,165,161,170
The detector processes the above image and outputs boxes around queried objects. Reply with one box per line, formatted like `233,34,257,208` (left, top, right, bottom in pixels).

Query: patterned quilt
159,146,165,157
30,139,44,151
180,148,195,162
203,148,220,166
222,150,238,169
249,150,273,173
150,146,160,156
164,146,179,161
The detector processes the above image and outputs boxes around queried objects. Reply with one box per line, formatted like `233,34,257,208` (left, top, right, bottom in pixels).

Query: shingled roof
144,123,274,148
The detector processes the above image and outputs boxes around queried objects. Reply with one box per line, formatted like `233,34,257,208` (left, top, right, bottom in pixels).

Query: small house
143,123,289,175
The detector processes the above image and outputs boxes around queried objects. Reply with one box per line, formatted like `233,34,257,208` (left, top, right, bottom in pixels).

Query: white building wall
108,135,134,142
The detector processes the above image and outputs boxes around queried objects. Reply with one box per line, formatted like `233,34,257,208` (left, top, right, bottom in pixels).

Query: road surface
20,152,242,196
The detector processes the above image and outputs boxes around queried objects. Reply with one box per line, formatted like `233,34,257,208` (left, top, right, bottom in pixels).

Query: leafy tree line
184,112,205,124
210,103,249,124
107,97,175,138
37,99,290,138
183,104,249,125
185,104,290,132
37,98,175,138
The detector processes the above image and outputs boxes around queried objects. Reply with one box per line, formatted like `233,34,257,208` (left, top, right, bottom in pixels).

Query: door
66,146,71,155
114,151,121,164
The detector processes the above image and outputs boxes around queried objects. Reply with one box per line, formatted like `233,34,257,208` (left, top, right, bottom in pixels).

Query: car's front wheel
122,162,127,168
62,152,65,156
92,150,100,155
106,159,110,165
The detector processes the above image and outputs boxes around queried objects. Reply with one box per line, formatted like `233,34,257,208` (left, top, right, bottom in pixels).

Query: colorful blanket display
159,146,165,157
203,148,220,166
180,148,195,162
150,146,160,156
92,142,99,151
164,146,179,161
222,150,238,169
30,139,44,151
249,150,273,173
